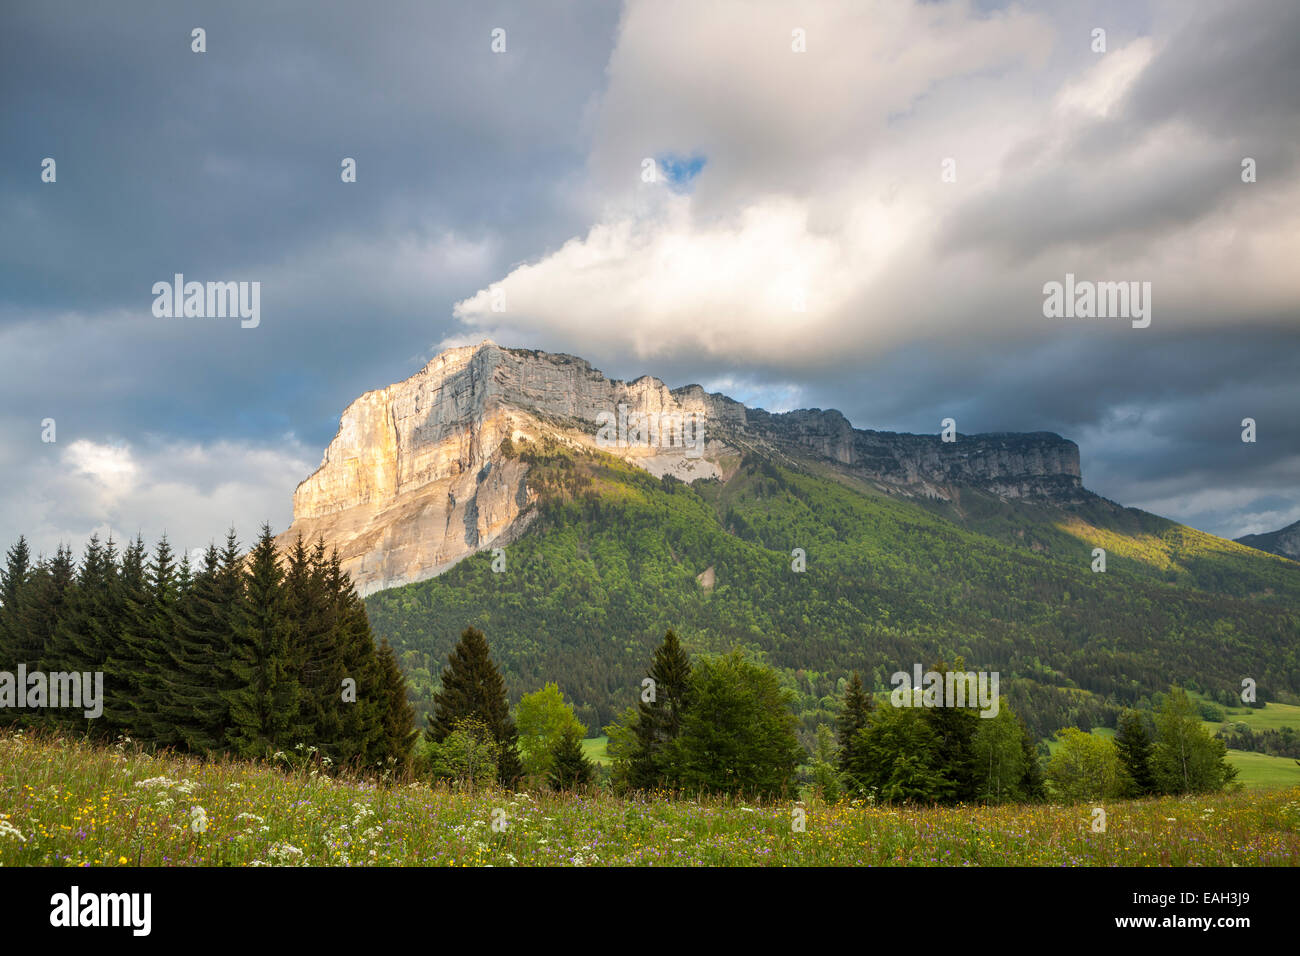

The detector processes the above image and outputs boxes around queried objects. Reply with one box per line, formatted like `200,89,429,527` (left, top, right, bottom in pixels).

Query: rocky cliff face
702,402,1083,502
281,340,1087,594
1235,520,1300,561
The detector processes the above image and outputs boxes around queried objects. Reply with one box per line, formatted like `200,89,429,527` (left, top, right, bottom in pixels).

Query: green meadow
4,733,1297,867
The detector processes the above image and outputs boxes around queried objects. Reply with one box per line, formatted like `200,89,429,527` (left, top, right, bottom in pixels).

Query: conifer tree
18,546,75,668
628,628,693,789
921,658,981,802
1115,708,1157,797
1017,715,1047,801
836,672,873,789
161,539,241,753
102,536,149,737
8,548,74,729
372,637,417,774
548,727,594,791
283,535,344,755
327,548,386,768
426,626,522,785
44,536,115,734
130,536,185,745
0,536,31,663
226,524,303,757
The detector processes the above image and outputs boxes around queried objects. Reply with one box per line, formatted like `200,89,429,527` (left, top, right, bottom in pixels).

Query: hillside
278,341,1091,595
366,443,1300,739
1237,519,1300,561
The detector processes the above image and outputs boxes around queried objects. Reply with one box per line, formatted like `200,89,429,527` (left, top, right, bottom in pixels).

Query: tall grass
2,731,1297,866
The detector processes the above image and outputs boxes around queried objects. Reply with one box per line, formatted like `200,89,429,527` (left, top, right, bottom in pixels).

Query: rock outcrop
1235,519,1300,561
281,340,1088,594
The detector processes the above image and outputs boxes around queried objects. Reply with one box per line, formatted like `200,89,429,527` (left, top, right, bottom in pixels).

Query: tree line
821,672,1237,804
0,518,1247,804
0,529,415,773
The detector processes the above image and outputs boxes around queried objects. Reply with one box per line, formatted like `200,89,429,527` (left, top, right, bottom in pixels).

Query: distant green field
1042,714,1300,790
581,736,610,766
1227,749,1300,790
1195,696,1300,734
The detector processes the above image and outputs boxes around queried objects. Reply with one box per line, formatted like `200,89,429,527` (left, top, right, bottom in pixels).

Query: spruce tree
161,540,241,753
920,658,981,802
103,536,149,737
1017,715,1047,801
629,628,693,789
1115,708,1157,797
45,536,114,734
548,727,594,791
8,548,73,729
836,672,873,790
226,524,303,757
283,535,344,756
372,637,417,773
130,536,185,745
0,536,32,664
426,626,522,785
327,548,386,768
18,547,75,668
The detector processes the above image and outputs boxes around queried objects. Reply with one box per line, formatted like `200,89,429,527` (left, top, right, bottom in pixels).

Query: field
581,735,610,766
1199,698,1300,733
2,732,1298,867
1037,700,1300,791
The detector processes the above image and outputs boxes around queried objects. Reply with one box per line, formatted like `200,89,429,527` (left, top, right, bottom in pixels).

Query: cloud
1,436,314,561
451,0,1300,376
1,0,1295,552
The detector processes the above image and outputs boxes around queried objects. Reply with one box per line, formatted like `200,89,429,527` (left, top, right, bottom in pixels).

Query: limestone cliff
280,340,1087,594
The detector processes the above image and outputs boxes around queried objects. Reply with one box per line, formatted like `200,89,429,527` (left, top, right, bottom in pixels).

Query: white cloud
450,0,1300,373
1,437,314,561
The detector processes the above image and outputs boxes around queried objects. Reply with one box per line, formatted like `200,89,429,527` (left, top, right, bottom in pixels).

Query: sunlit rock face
281,340,1086,594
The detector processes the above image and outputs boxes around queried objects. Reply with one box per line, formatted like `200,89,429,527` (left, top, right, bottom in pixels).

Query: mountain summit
281,341,1087,595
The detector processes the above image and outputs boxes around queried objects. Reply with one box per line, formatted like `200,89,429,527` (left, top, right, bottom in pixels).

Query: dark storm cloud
0,0,620,451
0,0,1295,555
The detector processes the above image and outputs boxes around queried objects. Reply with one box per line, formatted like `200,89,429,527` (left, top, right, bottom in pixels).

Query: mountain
281,341,1088,595
1236,520,1300,561
282,341,1300,738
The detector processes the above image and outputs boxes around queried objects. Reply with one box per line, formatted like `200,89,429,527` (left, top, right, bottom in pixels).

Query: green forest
0,527,415,770
366,444,1300,742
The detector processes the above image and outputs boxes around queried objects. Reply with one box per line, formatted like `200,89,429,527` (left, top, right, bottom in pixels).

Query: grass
1198,698,1300,733
2,732,1297,866
581,736,610,766
1225,750,1300,790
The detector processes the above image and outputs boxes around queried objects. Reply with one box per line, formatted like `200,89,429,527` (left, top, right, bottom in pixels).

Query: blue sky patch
657,153,706,191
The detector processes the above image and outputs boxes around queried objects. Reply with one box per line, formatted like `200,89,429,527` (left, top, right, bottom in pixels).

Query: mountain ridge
280,340,1088,594
1236,519,1300,561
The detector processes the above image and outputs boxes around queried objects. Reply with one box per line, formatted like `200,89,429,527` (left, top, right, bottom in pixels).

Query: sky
1,0,1297,562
